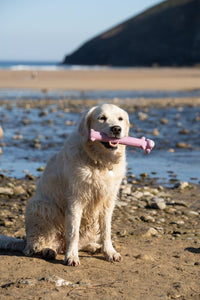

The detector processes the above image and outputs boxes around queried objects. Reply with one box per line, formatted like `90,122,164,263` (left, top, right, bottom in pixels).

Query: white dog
0,104,130,266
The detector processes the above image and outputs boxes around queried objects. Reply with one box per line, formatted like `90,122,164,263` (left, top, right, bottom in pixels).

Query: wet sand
0,68,200,91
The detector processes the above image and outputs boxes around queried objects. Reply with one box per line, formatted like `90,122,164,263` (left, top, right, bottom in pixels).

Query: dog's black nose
111,125,121,136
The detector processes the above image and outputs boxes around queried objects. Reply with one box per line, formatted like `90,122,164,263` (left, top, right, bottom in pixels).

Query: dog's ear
124,112,130,136
78,106,97,142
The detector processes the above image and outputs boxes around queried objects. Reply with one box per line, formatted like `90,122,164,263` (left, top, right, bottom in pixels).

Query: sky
1,0,163,62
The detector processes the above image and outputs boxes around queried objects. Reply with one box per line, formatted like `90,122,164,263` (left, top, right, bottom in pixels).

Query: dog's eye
98,115,107,122
118,117,123,121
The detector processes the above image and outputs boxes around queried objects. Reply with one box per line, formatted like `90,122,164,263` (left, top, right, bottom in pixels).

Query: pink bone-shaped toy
89,129,155,154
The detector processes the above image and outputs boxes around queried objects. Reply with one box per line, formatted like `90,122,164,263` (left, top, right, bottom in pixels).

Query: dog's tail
0,235,25,253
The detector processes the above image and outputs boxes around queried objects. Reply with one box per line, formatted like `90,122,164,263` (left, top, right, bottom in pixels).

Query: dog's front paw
64,254,80,266
104,251,122,262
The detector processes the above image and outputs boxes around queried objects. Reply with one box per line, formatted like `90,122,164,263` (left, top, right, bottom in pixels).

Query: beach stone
174,181,190,189
0,126,3,139
12,134,23,140
142,227,159,238
140,215,155,223
176,142,191,149
39,110,48,117
42,275,72,287
132,191,144,199
0,187,13,195
187,211,199,217
140,172,148,178
21,118,31,125
152,128,160,136
121,185,132,195
179,128,188,134
149,197,166,210
134,253,154,262
160,118,169,124
138,112,148,121
0,148,2,155
37,166,45,172
13,185,26,196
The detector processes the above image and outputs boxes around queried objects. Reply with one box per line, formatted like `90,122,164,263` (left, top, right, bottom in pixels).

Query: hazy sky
1,0,163,62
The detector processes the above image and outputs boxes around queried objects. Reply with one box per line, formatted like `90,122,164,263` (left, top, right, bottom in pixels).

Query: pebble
121,185,132,195
142,227,160,238
43,275,72,287
152,128,160,136
187,211,199,217
149,197,166,210
12,134,23,140
21,118,31,125
138,112,148,121
0,126,4,139
179,128,188,134
0,187,13,195
173,181,190,189
37,166,45,172
132,191,144,199
176,142,191,149
160,118,169,124
134,253,154,262
140,215,155,223
13,185,26,196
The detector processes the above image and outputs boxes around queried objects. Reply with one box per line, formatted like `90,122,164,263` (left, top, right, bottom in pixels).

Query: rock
140,215,155,223
152,128,160,136
134,253,154,262
42,275,72,287
21,118,31,125
142,227,160,238
65,120,76,126
39,110,48,117
132,191,144,199
149,197,166,210
173,181,190,189
0,126,3,139
116,200,128,207
160,118,169,124
138,112,148,121
12,134,23,140
179,128,188,134
13,185,26,196
140,172,148,178
176,142,191,149
121,185,132,195
0,187,13,195
187,211,199,216
37,166,45,172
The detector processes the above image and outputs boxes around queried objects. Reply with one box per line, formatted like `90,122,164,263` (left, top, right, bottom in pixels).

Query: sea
0,60,200,185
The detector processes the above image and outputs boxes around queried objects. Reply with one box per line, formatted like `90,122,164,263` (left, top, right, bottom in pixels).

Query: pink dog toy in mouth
89,129,155,154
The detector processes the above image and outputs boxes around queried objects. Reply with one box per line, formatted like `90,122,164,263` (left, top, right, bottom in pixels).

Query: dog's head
79,104,130,162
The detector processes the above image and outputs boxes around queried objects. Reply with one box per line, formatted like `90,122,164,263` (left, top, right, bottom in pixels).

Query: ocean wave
0,61,110,71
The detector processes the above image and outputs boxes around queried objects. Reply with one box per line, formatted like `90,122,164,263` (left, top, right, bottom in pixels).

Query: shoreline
0,68,200,91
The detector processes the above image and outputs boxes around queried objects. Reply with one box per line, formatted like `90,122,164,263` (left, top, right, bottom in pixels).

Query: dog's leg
99,201,121,262
64,203,83,266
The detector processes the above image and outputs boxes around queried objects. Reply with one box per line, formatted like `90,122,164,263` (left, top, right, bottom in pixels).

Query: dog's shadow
0,250,106,265
185,247,200,254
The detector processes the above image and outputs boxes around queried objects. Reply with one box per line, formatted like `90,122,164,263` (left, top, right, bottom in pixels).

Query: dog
0,104,130,266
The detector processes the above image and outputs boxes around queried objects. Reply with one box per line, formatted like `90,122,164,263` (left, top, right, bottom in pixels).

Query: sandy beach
0,68,200,91
0,68,200,299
